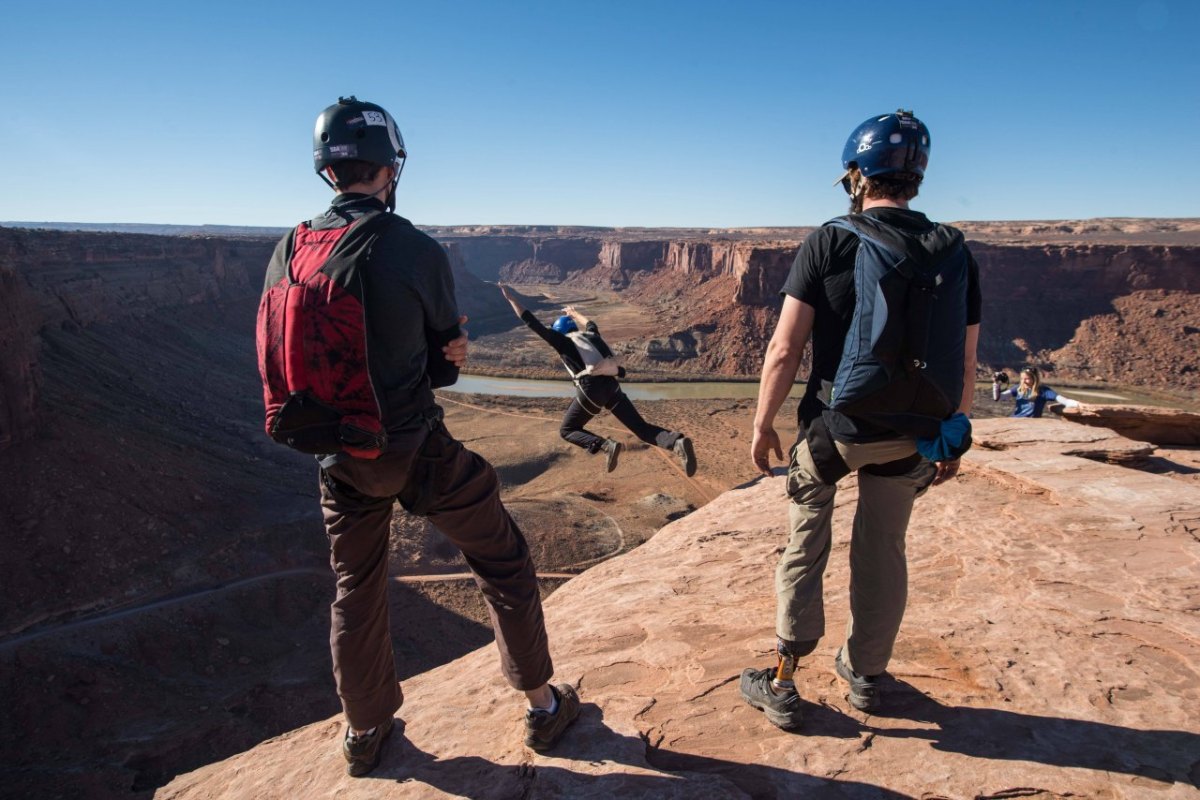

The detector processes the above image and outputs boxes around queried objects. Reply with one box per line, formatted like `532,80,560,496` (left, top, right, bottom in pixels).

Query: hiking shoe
835,649,880,711
739,667,803,730
602,439,622,473
673,436,697,477
342,716,395,777
524,683,581,752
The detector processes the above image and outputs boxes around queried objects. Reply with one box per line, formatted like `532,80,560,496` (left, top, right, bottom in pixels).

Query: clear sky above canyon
2,0,1196,228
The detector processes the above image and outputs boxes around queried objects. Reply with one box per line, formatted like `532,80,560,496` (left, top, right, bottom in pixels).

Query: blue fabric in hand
917,413,973,462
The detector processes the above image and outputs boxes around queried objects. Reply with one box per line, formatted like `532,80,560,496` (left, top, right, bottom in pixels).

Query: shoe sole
606,442,621,473
676,438,696,477
741,692,803,731
834,654,879,712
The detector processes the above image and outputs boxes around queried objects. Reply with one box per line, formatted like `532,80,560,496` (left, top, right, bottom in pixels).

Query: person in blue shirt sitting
998,367,1082,418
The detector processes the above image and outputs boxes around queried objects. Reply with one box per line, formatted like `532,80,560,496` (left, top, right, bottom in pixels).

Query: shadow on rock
368,702,912,798
806,676,1200,790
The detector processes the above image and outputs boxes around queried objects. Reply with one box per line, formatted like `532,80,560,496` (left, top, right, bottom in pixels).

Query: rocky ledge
1062,403,1200,446
159,418,1199,799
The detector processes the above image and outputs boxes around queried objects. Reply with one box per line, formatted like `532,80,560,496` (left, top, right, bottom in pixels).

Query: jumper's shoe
524,684,581,752
739,667,803,730
673,436,697,477
834,649,880,711
343,716,395,777
602,439,622,473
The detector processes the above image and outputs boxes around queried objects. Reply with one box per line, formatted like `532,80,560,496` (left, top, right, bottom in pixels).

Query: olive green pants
777,435,936,676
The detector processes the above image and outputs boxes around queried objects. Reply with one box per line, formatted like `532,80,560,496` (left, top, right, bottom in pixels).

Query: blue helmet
841,109,930,179
551,315,577,334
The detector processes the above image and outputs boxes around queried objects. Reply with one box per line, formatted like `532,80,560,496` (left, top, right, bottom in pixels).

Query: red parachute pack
256,213,393,458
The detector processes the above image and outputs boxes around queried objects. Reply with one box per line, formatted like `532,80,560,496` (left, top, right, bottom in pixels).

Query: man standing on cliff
740,110,981,728
256,97,578,776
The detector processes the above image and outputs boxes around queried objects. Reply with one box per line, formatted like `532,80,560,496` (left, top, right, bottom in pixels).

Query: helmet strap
318,167,338,192
384,158,405,213
846,167,867,214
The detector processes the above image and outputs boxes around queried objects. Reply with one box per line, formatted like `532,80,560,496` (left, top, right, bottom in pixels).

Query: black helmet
840,109,930,179
312,96,406,174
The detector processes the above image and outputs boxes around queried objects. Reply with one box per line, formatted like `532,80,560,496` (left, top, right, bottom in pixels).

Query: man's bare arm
752,296,815,476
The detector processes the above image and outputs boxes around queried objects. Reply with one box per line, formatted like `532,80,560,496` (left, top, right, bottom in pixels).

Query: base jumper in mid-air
500,285,697,476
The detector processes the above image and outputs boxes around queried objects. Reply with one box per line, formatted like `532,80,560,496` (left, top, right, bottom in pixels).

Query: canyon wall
0,227,275,450
0,228,528,454
434,234,602,283
4,225,1198,453
0,261,38,448
444,229,1199,388
970,242,1200,386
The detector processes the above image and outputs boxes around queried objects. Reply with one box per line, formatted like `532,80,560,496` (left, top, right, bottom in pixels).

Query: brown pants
319,419,553,731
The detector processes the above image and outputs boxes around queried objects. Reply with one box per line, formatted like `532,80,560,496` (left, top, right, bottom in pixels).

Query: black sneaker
602,439,622,473
673,436,697,477
342,716,395,777
524,684,581,752
739,668,803,730
834,649,880,711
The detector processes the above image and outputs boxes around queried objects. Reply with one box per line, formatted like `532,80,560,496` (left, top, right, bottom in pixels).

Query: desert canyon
0,218,1198,799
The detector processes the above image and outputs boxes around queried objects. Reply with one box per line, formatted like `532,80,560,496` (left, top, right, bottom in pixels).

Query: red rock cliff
970,241,1200,388
452,230,1199,387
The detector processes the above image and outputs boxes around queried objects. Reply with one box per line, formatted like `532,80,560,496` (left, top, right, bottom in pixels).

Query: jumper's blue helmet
840,109,930,179
551,315,577,334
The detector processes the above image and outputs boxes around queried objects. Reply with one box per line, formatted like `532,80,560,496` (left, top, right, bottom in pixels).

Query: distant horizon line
4,215,1199,233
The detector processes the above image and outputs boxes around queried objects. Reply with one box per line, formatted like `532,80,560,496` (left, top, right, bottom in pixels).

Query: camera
992,371,1009,384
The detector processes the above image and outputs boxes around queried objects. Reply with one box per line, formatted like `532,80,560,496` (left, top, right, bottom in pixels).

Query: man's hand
751,426,784,477
931,458,960,486
498,285,524,316
442,315,469,367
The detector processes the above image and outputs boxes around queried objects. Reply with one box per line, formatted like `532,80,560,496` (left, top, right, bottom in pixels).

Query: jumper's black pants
318,417,553,731
559,378,681,453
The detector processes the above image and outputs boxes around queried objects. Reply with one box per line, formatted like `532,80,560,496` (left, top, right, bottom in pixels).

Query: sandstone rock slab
158,419,1200,799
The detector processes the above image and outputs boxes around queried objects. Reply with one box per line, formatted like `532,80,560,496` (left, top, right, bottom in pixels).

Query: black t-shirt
780,207,982,441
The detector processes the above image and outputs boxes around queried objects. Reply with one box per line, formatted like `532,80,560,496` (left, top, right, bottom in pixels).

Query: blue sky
2,0,1196,227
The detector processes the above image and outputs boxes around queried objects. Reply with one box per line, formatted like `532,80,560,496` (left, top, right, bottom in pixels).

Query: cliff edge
159,418,1200,799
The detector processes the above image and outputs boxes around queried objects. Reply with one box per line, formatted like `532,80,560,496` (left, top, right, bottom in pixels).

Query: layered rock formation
159,418,1200,799
0,226,276,450
433,234,603,283
429,223,1200,390
1063,403,1200,446
971,242,1200,389
0,227,514,453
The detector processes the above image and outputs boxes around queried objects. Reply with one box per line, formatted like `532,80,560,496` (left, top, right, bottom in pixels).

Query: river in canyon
445,375,1194,409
